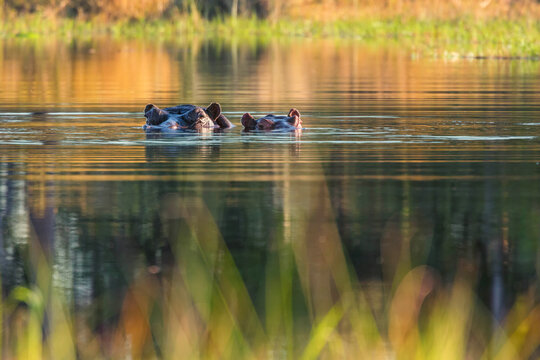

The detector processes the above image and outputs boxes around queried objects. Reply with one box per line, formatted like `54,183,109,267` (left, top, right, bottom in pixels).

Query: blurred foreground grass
4,183,540,359
0,14,539,58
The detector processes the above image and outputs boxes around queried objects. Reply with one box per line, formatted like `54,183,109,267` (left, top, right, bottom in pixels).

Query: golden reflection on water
1,38,538,111
1,39,180,109
1,36,540,245
1,37,540,358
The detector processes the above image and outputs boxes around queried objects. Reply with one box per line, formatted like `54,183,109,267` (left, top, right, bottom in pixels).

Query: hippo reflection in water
241,109,302,131
143,103,233,131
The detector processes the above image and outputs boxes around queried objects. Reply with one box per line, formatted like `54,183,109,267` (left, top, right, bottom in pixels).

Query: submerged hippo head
144,103,223,131
241,109,302,131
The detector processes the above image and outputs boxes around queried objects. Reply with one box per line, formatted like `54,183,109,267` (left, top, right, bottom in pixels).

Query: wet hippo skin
241,109,302,131
143,103,233,131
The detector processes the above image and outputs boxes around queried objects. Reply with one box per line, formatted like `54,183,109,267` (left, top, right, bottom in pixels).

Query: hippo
143,103,233,131
241,109,302,131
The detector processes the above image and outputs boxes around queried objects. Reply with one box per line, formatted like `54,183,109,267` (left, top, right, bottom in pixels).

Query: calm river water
1,37,540,356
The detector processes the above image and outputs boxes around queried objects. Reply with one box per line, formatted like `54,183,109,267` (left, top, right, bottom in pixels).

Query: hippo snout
193,116,216,130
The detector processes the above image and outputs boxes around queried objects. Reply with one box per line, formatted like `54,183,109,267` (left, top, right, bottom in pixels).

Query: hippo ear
206,103,222,121
144,104,156,114
241,113,256,129
287,108,301,127
286,116,300,127
288,108,300,118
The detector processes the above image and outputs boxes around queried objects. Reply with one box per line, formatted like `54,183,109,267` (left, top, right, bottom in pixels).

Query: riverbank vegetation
1,17,539,58
1,1,539,58
2,0,540,21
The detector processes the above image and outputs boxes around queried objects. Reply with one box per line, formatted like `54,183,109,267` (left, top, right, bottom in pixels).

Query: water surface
1,37,540,355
